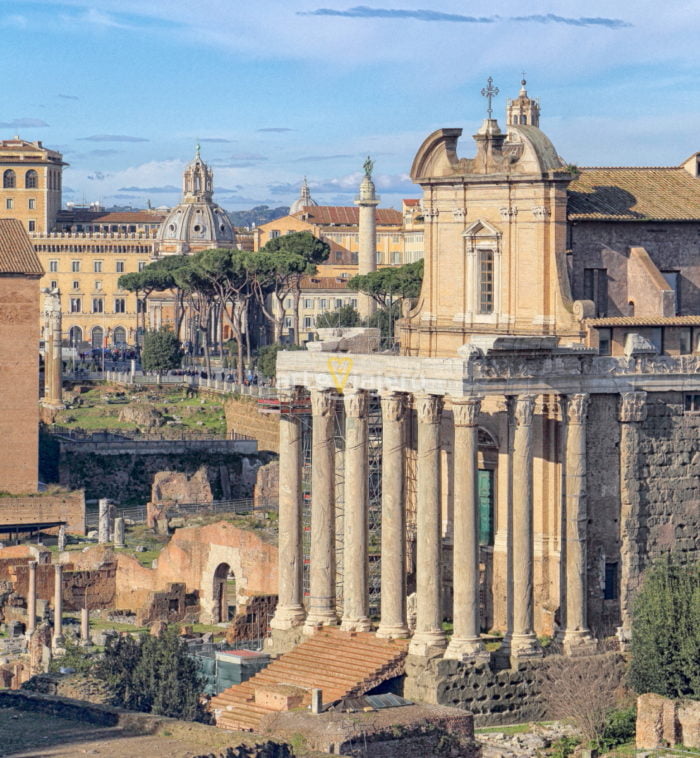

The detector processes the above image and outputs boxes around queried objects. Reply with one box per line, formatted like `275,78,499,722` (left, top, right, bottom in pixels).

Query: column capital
514,394,536,427
310,388,336,417
415,394,443,425
380,391,405,422
343,388,368,418
565,393,590,425
619,391,647,423
452,396,482,427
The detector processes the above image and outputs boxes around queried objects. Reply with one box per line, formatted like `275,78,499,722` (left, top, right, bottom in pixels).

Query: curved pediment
410,128,463,182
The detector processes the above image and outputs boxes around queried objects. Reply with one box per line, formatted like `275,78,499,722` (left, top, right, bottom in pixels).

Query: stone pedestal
376,392,409,639
340,390,371,632
304,389,338,632
26,561,37,636
271,391,306,631
409,395,447,657
505,395,541,660
445,398,489,662
53,564,64,647
113,517,125,549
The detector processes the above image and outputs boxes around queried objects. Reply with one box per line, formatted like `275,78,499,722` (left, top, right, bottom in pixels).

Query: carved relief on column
617,390,647,644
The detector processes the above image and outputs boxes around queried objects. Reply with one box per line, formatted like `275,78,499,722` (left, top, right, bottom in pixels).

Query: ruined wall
57,449,270,504
225,396,280,453
0,491,85,535
637,693,700,750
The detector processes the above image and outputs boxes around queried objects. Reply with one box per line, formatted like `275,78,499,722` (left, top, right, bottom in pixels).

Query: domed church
157,145,236,255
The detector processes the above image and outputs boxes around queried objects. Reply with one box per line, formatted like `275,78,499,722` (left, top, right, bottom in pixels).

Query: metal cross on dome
481,77,499,119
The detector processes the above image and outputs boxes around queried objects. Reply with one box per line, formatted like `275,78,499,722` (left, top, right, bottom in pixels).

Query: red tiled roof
586,316,700,327
568,167,700,221
300,276,351,290
292,206,402,226
403,199,420,206
0,219,44,276
56,210,165,224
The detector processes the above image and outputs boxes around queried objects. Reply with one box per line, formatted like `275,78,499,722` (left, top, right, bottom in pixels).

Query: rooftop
56,210,166,225
0,219,44,276
293,205,403,226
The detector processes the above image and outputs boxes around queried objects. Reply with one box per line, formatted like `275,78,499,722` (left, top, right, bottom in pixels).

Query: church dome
157,145,235,254
290,177,318,214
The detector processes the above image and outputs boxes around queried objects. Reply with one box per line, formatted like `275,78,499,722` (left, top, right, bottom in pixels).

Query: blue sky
3,1,700,210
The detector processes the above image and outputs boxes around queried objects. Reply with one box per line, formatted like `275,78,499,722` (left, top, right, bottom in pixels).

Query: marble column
271,390,306,630
80,607,91,645
341,389,371,631
561,394,595,652
57,525,66,552
98,499,110,544
355,162,379,320
445,397,489,661
53,563,64,646
113,517,125,549
27,561,37,636
409,394,447,656
304,389,338,632
506,395,542,659
376,392,409,639
618,391,647,642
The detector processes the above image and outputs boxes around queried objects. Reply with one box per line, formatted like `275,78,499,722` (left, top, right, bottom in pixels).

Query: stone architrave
98,499,110,544
506,395,542,660
26,561,37,636
618,391,647,640
57,525,66,552
340,389,371,632
304,389,338,632
561,394,596,653
445,397,489,661
409,394,447,656
53,563,64,647
376,392,409,639
271,389,306,630
113,517,125,549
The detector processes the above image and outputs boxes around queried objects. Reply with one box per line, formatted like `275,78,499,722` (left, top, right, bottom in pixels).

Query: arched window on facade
113,326,126,345
91,326,104,349
3,170,15,189
69,326,83,346
25,170,38,189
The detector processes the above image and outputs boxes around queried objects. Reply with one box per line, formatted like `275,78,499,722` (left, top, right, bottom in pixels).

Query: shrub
597,706,637,751
141,328,182,373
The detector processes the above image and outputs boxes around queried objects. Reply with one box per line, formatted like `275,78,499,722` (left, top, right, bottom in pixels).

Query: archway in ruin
213,562,237,624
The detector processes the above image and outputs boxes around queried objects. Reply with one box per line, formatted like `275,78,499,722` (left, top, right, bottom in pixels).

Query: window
93,260,102,273
50,280,57,290
116,261,124,273
679,327,692,355
25,170,38,189
72,280,79,290
320,299,327,310
598,327,612,356
5,198,13,210
391,252,401,264
71,260,80,272
303,316,312,329
137,298,146,314
28,198,36,210
284,298,292,310
284,317,292,328
335,298,343,309
270,230,280,239
94,280,102,291
28,220,35,232
70,298,81,313
351,298,358,309
137,261,146,272
662,271,681,315
604,563,618,600
49,260,58,273
583,268,608,317
684,394,700,413
478,249,495,314
113,326,126,344
92,298,104,313
114,298,126,313
3,170,15,189
303,298,313,309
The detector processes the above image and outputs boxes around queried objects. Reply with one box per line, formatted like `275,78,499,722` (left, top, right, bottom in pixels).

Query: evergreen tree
316,304,362,328
629,556,700,699
141,328,182,373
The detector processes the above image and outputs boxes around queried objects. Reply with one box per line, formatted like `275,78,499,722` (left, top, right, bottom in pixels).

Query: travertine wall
225,396,280,453
0,491,85,535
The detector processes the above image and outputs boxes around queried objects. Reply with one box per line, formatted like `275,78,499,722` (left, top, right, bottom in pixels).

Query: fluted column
561,394,595,652
304,389,338,632
618,391,647,642
271,389,306,630
445,397,489,661
53,563,64,646
27,561,37,636
409,394,447,656
506,395,541,659
341,389,371,631
376,392,409,639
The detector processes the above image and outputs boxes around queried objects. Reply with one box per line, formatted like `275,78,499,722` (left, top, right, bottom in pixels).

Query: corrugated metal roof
334,693,413,711
0,219,44,275
568,167,700,221
586,316,700,326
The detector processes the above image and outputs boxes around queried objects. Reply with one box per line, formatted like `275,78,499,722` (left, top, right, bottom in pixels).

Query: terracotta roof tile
403,199,420,206
293,206,402,226
0,219,44,275
586,316,700,327
56,210,165,224
568,167,700,221
300,276,351,290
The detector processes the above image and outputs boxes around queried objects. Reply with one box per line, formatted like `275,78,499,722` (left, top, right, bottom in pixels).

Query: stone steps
210,628,409,732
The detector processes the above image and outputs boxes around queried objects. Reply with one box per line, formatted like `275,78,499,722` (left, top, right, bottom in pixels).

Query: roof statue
363,156,374,179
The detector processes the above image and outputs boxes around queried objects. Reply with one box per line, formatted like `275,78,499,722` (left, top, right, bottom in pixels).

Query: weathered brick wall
0,491,85,535
224,396,280,453
12,561,116,610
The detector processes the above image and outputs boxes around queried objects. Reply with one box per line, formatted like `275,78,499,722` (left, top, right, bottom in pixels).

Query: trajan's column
355,156,379,320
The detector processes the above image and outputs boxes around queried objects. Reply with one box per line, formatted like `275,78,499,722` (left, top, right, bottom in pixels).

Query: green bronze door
478,469,494,546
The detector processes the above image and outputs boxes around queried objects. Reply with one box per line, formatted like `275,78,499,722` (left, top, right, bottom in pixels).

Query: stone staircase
210,627,409,732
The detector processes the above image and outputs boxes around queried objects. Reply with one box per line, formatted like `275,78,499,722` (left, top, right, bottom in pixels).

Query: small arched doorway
213,563,236,623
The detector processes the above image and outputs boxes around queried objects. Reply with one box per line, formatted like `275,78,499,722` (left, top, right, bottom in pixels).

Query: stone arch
3,169,15,189
25,169,38,189
212,562,236,624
